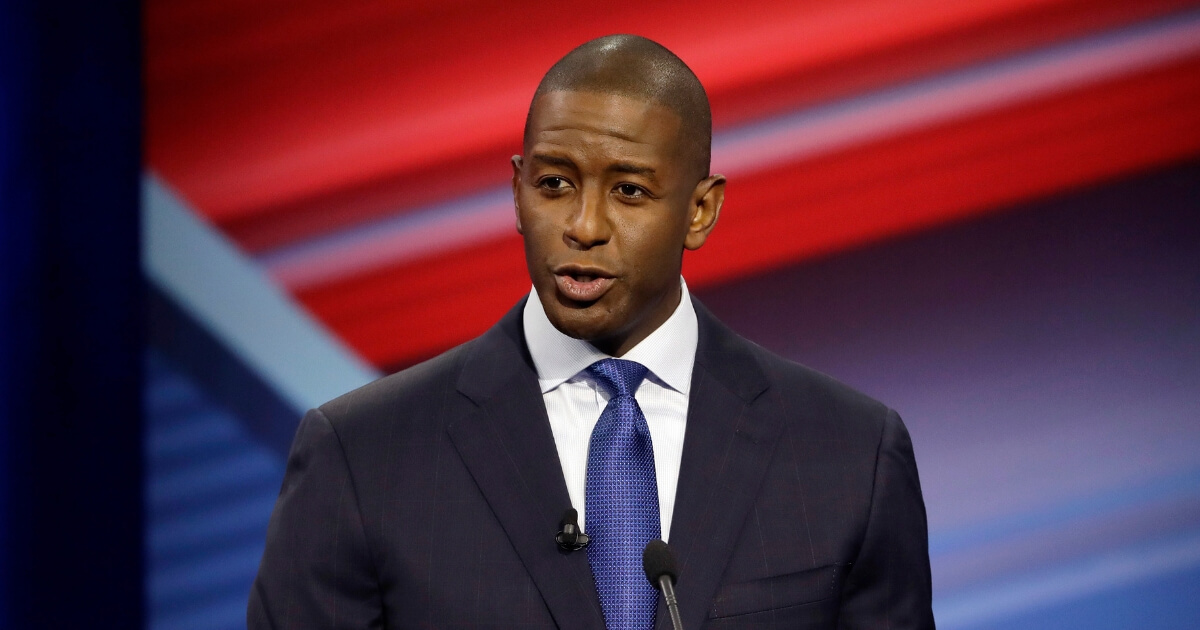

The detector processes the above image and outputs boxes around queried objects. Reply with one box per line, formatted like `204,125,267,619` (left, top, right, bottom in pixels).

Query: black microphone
643,539,683,630
555,508,590,551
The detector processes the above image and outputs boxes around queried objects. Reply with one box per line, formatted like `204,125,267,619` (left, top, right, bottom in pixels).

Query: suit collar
521,278,700,396
690,298,769,404
455,297,536,404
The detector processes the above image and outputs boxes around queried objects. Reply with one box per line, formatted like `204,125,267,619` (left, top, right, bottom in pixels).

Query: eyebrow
610,162,657,181
531,154,577,170
530,154,659,183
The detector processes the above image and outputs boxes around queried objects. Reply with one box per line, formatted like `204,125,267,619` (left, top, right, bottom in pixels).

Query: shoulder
320,340,472,421
309,334,493,458
316,299,529,431
695,299,894,442
293,336,489,480
756,345,890,427
310,297,532,439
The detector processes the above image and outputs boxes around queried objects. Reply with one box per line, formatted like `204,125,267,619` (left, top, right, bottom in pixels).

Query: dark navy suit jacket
248,298,935,628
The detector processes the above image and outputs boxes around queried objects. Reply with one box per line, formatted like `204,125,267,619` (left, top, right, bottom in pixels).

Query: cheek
628,213,688,258
623,234,683,288
517,206,551,248
518,195,565,235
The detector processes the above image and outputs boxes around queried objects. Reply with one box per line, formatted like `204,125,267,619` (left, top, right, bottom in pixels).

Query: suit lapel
660,299,783,629
447,302,605,629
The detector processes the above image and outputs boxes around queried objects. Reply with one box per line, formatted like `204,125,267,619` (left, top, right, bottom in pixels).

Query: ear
683,174,725,250
511,155,524,234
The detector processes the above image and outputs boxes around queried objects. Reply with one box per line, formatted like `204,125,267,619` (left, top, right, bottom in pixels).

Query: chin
545,306,615,344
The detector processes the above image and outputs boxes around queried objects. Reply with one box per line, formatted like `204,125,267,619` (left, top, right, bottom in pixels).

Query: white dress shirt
522,278,697,542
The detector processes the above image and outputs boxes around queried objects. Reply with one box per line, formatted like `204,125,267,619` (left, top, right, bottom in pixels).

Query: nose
563,188,610,249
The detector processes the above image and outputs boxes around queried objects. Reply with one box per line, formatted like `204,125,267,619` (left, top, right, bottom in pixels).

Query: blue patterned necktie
585,358,660,630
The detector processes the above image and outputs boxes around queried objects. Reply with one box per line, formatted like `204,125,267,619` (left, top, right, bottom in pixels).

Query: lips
552,265,615,303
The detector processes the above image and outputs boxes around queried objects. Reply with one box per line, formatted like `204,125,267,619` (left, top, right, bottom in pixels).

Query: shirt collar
522,278,698,395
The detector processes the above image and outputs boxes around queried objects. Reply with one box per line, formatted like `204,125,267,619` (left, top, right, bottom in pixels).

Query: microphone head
556,508,589,550
642,539,678,589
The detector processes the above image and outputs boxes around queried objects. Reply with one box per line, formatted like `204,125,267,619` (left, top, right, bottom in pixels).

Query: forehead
526,90,685,165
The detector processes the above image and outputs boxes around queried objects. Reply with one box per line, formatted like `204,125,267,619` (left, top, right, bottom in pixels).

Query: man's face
513,90,723,356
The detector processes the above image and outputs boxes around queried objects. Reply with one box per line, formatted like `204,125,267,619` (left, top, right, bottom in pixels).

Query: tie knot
586,358,648,399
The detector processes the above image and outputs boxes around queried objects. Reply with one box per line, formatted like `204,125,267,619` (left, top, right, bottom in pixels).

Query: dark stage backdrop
2,0,142,628
139,1,1200,628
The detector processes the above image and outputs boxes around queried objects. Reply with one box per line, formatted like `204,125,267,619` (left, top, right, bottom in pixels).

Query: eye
615,183,646,199
537,176,571,192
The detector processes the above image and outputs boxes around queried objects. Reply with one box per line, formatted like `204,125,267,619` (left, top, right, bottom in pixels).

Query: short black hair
524,34,712,181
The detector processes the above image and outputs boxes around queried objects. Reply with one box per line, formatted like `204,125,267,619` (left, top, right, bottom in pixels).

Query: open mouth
554,270,614,303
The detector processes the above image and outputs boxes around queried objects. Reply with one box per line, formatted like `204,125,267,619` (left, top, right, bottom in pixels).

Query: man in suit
249,34,934,629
